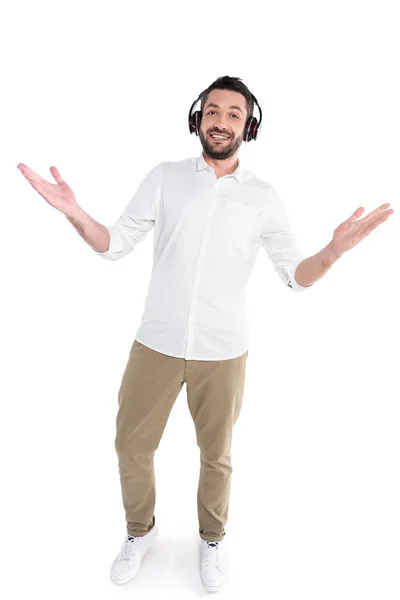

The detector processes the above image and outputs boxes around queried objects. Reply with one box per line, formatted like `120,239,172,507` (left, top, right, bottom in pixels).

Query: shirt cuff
92,225,123,260
287,258,312,291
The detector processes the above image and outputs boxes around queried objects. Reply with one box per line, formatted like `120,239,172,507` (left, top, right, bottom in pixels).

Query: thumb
49,166,65,185
348,207,364,221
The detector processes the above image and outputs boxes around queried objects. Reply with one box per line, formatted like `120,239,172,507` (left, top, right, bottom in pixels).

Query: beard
199,127,243,160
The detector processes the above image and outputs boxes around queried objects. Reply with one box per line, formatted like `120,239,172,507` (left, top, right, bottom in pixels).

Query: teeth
211,134,229,139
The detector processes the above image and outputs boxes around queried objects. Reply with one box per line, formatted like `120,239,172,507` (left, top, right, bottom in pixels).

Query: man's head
198,76,254,161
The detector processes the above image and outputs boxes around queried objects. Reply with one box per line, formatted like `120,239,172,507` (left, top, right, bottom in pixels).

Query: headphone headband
188,88,262,142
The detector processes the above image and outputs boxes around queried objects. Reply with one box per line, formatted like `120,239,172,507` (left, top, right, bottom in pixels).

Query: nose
212,112,231,130
211,121,231,135
215,118,229,130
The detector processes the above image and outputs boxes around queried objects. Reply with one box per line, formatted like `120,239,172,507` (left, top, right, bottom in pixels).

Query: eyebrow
205,103,243,113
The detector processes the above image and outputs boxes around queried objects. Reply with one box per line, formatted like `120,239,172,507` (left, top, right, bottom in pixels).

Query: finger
359,203,392,224
17,163,37,179
359,210,393,238
50,166,65,185
348,207,365,222
17,163,43,185
17,163,49,197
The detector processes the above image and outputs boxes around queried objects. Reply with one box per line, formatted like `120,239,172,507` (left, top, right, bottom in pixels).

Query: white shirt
94,152,311,360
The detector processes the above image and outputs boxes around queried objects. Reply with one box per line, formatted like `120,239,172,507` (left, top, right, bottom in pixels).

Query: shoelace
205,541,222,568
121,535,139,560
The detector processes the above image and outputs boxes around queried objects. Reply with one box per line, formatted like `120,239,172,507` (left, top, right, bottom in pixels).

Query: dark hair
200,76,254,120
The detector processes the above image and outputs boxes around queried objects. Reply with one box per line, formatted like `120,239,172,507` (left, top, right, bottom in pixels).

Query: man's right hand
17,163,79,217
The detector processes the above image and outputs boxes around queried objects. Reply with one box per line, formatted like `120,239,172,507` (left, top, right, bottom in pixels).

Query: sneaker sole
201,577,228,593
200,564,229,593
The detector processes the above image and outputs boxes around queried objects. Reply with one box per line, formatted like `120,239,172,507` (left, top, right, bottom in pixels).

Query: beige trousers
115,339,248,542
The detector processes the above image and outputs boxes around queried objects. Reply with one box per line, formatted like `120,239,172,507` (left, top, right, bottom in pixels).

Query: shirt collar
196,152,245,184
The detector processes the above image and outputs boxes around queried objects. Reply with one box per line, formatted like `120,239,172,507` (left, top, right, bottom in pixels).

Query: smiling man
199,89,246,163
17,75,393,593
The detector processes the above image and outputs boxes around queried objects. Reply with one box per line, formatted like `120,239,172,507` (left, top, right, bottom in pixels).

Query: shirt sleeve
93,162,163,261
259,185,312,291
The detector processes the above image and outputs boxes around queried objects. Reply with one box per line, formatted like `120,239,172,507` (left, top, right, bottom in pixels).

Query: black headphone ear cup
189,112,194,134
189,113,194,134
252,119,260,141
189,110,202,135
242,116,251,142
195,110,202,135
243,116,259,142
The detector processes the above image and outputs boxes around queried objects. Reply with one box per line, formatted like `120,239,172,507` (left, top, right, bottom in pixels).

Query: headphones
188,88,262,142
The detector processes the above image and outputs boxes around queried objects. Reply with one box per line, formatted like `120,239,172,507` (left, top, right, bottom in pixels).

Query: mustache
209,131,232,137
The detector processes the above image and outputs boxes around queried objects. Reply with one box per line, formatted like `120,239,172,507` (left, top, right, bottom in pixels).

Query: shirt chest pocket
214,197,258,238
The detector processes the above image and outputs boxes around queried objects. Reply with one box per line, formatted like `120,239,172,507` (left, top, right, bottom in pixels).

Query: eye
207,110,239,118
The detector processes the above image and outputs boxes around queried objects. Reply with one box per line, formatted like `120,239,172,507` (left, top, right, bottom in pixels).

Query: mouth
209,133,231,143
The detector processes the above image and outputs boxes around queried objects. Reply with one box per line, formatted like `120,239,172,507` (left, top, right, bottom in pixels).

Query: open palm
331,203,394,256
17,163,78,215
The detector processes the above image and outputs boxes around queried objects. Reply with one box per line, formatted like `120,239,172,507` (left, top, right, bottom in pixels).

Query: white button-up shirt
94,152,311,360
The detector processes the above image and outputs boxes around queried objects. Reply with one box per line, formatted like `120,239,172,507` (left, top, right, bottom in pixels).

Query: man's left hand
331,203,394,257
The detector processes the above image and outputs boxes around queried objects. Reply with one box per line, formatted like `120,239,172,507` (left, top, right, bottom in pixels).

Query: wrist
326,240,344,263
65,205,86,221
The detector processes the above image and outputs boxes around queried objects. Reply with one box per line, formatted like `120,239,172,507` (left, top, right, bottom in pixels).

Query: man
17,75,393,593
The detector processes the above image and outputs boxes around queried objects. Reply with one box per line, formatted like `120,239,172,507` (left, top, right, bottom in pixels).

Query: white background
1,1,399,598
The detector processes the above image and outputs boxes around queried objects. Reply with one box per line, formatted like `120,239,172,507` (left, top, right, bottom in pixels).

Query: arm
294,241,341,287
259,186,312,291
65,207,111,253
294,202,394,286
17,161,162,260
90,162,163,261
17,162,112,253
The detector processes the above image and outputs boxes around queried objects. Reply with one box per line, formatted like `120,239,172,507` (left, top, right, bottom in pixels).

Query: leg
186,351,248,542
115,339,185,537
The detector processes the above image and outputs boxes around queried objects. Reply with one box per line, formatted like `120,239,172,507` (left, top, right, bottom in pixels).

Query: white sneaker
200,537,229,593
110,525,159,585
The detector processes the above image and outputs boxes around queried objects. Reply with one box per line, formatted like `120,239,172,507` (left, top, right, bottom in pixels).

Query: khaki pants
115,339,248,542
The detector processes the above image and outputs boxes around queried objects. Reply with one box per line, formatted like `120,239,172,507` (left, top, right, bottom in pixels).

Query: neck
202,151,239,176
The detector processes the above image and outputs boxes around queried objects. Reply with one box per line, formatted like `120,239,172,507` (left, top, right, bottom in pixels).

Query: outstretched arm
17,163,111,252
294,203,394,287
